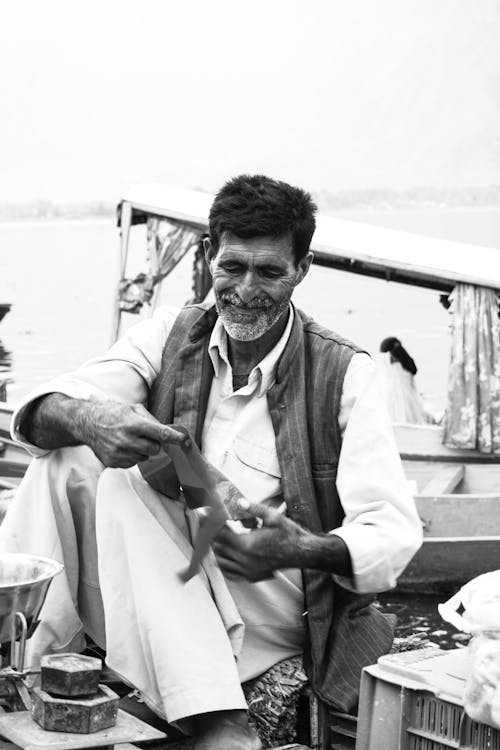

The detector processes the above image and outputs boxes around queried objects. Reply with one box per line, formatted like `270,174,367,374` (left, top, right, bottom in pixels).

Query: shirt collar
208,305,295,397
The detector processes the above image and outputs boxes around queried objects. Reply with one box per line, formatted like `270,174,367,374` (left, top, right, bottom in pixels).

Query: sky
1,0,499,202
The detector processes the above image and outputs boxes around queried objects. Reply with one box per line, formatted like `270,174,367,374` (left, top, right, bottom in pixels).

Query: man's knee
36,445,105,503
56,445,104,482
23,444,103,486
17,445,104,533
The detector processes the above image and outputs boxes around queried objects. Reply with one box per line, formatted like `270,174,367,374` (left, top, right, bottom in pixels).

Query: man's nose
236,271,259,303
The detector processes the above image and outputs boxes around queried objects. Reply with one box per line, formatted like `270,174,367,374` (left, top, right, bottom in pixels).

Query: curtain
443,283,500,454
190,237,213,303
118,219,202,313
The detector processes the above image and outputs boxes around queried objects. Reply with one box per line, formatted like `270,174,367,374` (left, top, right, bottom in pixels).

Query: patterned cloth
117,219,201,313
243,656,309,748
151,656,308,749
443,283,500,454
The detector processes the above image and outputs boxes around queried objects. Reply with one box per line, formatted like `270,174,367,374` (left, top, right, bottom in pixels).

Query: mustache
218,292,273,310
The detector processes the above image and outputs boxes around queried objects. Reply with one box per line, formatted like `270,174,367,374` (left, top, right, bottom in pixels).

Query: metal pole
111,201,132,344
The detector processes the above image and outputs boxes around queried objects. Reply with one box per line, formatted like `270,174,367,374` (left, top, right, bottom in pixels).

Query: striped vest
141,302,394,712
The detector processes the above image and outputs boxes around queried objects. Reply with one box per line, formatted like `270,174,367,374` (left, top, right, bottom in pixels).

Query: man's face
205,232,312,342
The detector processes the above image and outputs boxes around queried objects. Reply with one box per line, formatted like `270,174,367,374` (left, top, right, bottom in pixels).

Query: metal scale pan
0,552,63,646
0,552,63,713
0,553,166,749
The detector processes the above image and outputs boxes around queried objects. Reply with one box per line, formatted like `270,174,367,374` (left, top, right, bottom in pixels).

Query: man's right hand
84,401,189,468
23,393,189,468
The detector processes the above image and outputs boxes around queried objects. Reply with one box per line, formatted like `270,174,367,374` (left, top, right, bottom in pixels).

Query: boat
0,304,11,326
0,304,12,402
0,187,499,749
400,451,500,593
113,184,500,594
0,403,26,491
2,183,500,593
393,422,500,592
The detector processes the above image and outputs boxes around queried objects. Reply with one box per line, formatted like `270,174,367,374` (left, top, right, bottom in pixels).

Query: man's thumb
246,502,281,527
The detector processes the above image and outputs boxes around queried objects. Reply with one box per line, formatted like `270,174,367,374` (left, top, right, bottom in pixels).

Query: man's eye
260,269,282,279
222,264,243,274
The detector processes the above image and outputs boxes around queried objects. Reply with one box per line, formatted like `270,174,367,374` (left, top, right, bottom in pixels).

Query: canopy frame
116,184,500,299
113,184,500,340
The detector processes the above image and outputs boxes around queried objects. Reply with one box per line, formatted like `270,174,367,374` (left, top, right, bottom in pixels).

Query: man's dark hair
208,174,317,264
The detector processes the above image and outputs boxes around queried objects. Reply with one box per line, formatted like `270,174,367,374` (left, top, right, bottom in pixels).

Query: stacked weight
31,653,119,734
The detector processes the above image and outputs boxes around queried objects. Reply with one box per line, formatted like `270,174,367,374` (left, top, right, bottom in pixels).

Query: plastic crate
307,689,358,750
355,648,500,750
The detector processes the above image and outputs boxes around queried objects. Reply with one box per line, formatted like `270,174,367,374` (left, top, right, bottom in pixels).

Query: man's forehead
218,232,294,260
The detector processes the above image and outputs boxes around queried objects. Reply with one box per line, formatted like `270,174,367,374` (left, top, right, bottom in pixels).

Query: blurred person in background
379,336,438,424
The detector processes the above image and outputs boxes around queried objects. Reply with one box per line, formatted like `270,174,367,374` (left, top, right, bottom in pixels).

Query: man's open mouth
228,305,259,315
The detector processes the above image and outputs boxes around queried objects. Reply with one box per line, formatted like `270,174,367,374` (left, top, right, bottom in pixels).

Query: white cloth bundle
439,571,500,728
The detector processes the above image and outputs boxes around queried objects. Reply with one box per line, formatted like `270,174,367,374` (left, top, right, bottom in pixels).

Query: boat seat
420,464,464,496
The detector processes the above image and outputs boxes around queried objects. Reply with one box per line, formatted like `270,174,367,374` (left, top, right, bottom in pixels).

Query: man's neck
227,307,290,375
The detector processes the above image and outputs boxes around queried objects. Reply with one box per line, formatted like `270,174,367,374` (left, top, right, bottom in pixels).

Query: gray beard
215,295,291,342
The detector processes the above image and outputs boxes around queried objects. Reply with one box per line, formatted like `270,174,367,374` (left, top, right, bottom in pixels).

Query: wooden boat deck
398,443,500,593
0,404,27,489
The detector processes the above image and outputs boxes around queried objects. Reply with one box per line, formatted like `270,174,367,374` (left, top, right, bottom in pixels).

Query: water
378,593,470,651
0,219,117,400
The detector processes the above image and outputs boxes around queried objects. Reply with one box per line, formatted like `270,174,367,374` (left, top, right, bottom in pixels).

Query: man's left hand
212,504,308,582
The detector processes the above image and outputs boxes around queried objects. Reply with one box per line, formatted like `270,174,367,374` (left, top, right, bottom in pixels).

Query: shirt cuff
10,379,111,457
329,526,398,594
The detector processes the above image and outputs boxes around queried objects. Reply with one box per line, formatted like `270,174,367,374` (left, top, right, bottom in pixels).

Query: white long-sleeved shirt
11,305,422,595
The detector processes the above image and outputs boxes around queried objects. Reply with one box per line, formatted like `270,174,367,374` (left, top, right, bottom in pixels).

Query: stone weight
31,684,119,733
40,653,102,697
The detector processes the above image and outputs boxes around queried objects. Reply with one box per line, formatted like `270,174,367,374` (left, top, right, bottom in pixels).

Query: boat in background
0,403,26,490
2,184,500,592
394,423,500,594
395,422,500,463
0,304,11,325
113,185,500,594
400,453,500,594
0,303,12,402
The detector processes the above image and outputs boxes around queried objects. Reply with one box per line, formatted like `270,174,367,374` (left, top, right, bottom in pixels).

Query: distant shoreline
0,216,115,227
1,205,499,225
0,207,115,223
0,186,498,222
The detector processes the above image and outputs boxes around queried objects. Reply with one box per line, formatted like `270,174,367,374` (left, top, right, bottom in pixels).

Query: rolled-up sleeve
331,353,423,594
11,307,179,456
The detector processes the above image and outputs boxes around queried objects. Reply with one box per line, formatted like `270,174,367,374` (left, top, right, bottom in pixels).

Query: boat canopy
116,183,500,456
119,183,500,294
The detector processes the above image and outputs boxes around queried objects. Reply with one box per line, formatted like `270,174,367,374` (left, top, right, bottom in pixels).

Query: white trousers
0,447,246,723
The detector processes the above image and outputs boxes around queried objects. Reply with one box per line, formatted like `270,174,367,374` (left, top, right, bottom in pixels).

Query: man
2,175,422,750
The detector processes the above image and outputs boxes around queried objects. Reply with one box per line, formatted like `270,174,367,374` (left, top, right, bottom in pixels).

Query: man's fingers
214,553,245,578
212,536,246,563
134,417,190,447
103,451,151,468
214,524,234,543
160,424,191,447
213,527,249,555
133,437,161,456
244,502,281,526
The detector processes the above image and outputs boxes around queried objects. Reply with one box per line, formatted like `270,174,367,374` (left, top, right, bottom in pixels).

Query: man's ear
203,236,216,269
295,251,314,285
